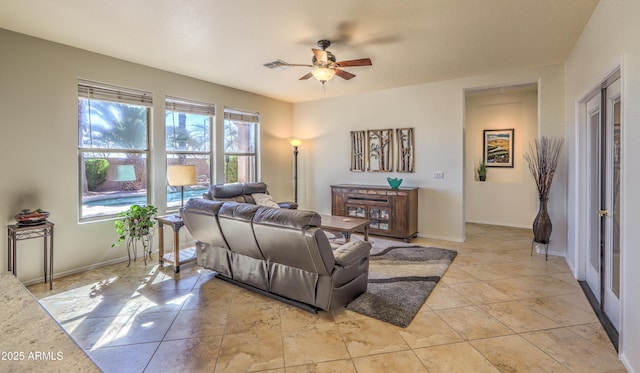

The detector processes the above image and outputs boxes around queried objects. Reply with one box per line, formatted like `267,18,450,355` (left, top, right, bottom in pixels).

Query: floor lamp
167,165,197,209
290,139,301,204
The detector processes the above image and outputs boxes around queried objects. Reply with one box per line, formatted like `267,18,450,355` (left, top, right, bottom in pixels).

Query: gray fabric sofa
203,182,298,209
180,199,371,312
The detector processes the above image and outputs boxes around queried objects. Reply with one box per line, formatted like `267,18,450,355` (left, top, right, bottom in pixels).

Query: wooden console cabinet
331,184,418,242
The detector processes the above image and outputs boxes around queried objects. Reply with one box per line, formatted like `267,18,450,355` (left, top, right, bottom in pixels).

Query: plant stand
126,234,153,267
530,240,550,261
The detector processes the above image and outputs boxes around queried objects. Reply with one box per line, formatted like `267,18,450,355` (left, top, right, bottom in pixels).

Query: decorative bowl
15,209,50,225
386,177,403,189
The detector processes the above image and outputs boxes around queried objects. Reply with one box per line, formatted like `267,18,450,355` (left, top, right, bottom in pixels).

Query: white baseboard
22,240,198,286
22,256,130,286
417,233,465,243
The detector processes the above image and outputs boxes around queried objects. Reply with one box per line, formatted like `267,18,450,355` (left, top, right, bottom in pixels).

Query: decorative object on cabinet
396,128,415,172
386,177,403,189
331,184,418,242
367,129,393,172
14,208,49,226
524,136,564,257
483,128,514,168
477,159,487,181
350,131,366,172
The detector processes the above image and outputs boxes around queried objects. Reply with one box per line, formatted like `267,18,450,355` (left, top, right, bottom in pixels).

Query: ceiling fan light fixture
311,67,336,82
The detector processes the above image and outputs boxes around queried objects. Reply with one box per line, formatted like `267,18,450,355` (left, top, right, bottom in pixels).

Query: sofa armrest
333,241,371,267
277,201,298,209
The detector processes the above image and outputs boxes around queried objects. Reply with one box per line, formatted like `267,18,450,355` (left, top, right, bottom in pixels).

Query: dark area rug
341,235,457,328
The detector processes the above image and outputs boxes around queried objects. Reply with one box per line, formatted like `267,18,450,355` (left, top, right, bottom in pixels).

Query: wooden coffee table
320,215,370,242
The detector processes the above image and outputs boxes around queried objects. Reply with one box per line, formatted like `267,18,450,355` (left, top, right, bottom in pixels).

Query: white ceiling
0,0,598,103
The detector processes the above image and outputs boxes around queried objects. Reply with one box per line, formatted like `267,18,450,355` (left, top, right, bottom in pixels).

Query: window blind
78,80,153,107
166,96,215,116
224,108,259,123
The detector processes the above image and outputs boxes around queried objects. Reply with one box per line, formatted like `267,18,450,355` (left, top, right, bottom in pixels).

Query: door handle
598,209,609,217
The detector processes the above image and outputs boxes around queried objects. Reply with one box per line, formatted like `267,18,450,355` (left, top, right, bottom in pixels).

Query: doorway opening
463,83,539,231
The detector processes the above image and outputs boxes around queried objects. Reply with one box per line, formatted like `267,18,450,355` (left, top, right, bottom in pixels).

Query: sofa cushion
211,183,244,199
218,202,264,260
252,193,280,208
180,199,228,249
253,207,334,275
253,206,320,229
243,182,268,195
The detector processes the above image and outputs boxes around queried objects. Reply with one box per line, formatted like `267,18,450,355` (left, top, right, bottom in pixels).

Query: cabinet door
332,190,345,215
368,207,391,232
346,205,367,218
391,195,409,236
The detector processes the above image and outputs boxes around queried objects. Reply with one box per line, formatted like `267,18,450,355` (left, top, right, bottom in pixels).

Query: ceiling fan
264,40,372,84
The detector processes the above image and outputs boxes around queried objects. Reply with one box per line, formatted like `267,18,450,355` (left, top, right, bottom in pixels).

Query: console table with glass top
7,221,54,290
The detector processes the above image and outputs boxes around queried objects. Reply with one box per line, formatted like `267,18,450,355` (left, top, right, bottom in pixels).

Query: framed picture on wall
483,129,514,167
367,129,393,172
350,131,366,172
396,128,415,172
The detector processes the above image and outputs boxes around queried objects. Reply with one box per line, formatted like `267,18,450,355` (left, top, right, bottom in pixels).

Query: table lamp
167,165,197,208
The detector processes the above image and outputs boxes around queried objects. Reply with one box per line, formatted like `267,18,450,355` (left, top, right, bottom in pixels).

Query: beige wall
0,29,293,283
565,0,640,370
464,89,538,227
293,64,565,245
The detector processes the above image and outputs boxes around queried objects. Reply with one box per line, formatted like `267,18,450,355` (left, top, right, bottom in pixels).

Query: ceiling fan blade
299,72,313,80
335,68,356,80
312,48,328,63
336,58,372,67
264,60,313,69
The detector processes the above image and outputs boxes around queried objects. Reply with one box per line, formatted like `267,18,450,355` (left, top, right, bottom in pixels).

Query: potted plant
112,204,158,266
477,160,487,181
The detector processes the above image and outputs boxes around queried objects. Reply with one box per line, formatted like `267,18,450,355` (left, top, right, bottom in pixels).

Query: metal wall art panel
367,129,393,172
396,128,415,172
350,130,366,172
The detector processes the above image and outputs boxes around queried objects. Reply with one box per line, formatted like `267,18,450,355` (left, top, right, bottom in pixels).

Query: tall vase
532,198,552,244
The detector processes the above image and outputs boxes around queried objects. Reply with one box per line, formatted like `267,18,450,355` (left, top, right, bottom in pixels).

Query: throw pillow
251,193,280,208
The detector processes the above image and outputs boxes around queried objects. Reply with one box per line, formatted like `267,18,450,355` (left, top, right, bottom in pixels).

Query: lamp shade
167,165,197,186
115,164,136,182
311,67,336,82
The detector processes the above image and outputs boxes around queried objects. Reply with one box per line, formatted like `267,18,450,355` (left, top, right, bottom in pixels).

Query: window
223,108,259,183
165,97,215,209
78,81,152,220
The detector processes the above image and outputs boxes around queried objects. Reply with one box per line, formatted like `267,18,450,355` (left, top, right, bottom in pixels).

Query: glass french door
586,76,621,332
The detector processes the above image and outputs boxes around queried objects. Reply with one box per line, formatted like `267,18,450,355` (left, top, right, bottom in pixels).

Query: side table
7,221,54,290
156,215,197,273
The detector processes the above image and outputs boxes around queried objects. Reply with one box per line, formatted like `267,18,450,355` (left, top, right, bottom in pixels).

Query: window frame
165,96,215,211
77,80,153,222
223,107,260,184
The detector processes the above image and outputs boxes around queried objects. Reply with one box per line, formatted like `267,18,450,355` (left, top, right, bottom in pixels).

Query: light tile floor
27,224,627,372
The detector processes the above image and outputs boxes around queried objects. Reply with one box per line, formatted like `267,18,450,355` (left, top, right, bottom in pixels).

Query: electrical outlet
433,171,445,179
